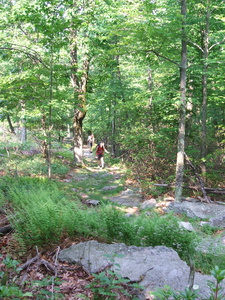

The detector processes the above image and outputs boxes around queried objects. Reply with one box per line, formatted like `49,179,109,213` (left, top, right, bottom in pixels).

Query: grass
0,136,224,276
0,165,224,274
0,175,198,263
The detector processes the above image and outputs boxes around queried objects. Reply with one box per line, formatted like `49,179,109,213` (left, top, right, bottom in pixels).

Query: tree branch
209,38,225,51
146,50,180,66
187,40,203,52
0,44,48,68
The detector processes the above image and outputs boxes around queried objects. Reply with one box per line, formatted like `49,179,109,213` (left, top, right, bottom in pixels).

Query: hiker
96,142,109,169
87,134,94,152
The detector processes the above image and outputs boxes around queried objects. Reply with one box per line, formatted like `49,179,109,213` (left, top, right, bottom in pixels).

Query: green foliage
151,285,199,300
98,206,136,244
194,249,225,278
133,213,198,261
32,276,64,299
86,255,143,300
208,266,225,300
200,223,219,235
0,175,199,263
0,255,63,299
0,189,5,206
8,185,78,245
0,256,33,299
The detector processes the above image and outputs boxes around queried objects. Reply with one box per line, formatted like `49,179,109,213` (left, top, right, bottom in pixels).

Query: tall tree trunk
70,24,89,165
48,47,53,179
111,95,116,157
201,1,210,177
175,0,187,202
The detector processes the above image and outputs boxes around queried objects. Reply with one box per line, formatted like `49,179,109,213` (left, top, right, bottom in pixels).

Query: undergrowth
0,172,224,274
0,176,196,263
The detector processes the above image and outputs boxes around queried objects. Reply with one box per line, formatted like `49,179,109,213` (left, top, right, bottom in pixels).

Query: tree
187,0,225,176
175,0,187,202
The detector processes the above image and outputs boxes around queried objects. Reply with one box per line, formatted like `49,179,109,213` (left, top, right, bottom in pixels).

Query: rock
166,201,225,219
110,188,143,207
181,197,199,202
63,179,72,183
100,185,118,191
200,221,209,227
85,200,100,206
100,173,112,178
179,221,195,231
140,199,157,210
121,188,141,196
197,236,225,256
59,240,222,299
209,215,225,228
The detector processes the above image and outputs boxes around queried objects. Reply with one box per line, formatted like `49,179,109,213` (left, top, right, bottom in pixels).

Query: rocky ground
0,147,144,299
1,147,225,299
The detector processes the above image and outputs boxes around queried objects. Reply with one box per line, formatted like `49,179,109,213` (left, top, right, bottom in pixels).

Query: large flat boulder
166,201,225,219
59,240,221,299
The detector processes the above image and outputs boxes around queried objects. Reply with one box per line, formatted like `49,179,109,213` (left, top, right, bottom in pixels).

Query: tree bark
70,26,89,164
175,0,187,202
201,1,210,177
73,109,86,164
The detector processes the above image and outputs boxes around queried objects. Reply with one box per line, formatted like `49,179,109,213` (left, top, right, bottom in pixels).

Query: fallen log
153,184,225,194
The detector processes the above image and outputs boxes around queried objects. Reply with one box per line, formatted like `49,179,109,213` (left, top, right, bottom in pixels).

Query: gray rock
209,215,225,228
197,235,225,256
110,188,143,207
140,199,157,210
121,188,138,196
166,201,225,219
85,200,100,206
200,221,209,227
179,221,195,231
59,240,222,299
100,185,119,191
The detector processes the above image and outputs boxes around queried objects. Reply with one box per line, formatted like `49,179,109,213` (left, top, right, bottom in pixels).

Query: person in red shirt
96,142,109,169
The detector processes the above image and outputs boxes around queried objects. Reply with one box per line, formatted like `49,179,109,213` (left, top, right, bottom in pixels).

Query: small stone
101,185,118,191
179,221,195,232
86,200,100,206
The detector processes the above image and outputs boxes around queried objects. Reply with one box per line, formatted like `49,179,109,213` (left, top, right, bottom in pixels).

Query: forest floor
0,146,140,299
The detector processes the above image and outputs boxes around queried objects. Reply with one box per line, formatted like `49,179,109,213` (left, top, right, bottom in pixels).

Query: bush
134,213,198,261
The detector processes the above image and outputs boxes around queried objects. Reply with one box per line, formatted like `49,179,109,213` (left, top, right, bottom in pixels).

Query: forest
1,0,224,199
0,0,225,299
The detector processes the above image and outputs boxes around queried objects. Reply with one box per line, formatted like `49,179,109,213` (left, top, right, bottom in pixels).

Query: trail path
66,145,144,212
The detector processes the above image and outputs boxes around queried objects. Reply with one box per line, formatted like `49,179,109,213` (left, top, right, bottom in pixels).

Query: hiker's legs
97,154,104,168
100,156,104,168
